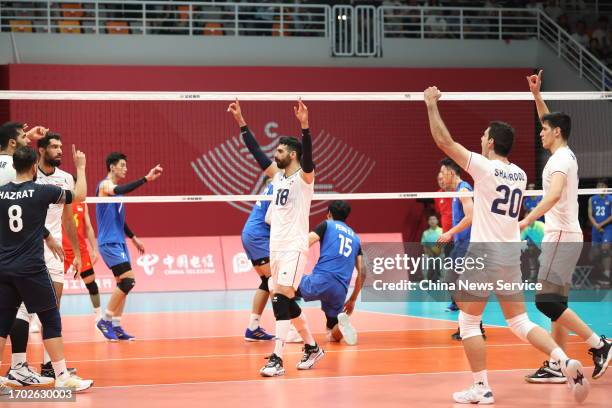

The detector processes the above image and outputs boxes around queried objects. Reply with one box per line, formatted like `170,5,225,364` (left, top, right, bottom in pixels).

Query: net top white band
85,188,611,203
1,91,611,101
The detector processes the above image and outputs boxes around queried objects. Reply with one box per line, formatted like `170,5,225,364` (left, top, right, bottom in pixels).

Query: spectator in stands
571,19,589,48
520,209,545,281
421,215,443,282
544,0,564,20
557,13,571,33
526,0,545,12
589,38,605,59
591,16,610,53
434,172,453,233
523,182,544,222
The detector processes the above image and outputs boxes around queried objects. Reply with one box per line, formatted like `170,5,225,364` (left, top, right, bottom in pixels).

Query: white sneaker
337,312,357,345
0,377,11,396
296,344,325,370
452,383,495,404
561,359,590,403
260,354,285,377
285,325,303,343
5,363,54,388
55,374,93,393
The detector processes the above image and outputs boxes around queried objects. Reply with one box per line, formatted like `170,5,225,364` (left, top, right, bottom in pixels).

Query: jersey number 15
338,234,353,257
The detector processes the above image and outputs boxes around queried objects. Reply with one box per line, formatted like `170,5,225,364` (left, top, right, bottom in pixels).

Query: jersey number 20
491,185,522,218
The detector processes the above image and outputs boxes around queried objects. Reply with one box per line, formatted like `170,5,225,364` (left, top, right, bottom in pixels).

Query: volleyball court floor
1,290,610,407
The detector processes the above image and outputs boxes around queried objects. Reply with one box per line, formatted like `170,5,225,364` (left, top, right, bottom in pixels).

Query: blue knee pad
535,294,568,322
37,307,62,339
0,308,18,338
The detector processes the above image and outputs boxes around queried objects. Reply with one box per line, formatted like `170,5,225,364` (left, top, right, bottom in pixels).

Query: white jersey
542,146,581,234
36,166,74,241
267,169,314,252
465,152,527,264
0,154,16,186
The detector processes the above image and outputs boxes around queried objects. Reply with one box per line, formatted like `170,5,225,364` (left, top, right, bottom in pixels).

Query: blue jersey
311,220,361,290
452,180,472,243
96,180,126,245
523,196,542,212
242,183,273,238
591,195,612,225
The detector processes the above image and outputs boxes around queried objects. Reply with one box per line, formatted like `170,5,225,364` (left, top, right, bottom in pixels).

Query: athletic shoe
260,354,285,377
452,383,494,404
96,319,118,341
561,359,590,403
589,335,611,379
40,362,77,379
445,302,459,312
296,344,325,370
285,325,303,343
113,326,135,341
5,363,54,388
54,374,93,393
244,327,274,342
451,328,462,341
337,312,357,345
524,361,567,384
0,377,11,396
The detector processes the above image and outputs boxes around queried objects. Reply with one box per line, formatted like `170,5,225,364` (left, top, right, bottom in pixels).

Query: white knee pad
458,311,482,340
16,303,32,322
507,313,537,342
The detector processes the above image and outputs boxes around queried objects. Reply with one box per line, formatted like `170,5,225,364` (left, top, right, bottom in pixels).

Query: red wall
5,64,535,240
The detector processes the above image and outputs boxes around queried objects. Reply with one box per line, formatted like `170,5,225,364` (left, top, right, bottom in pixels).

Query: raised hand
227,98,246,127
293,98,309,129
424,86,442,107
145,164,163,182
72,145,86,169
24,125,49,142
526,69,543,95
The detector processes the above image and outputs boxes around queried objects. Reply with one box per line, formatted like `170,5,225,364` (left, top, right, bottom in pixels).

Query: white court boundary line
84,188,612,204
90,366,595,390
2,91,611,101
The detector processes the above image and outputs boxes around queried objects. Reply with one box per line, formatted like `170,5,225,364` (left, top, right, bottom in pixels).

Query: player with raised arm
425,86,589,404
95,153,163,341
227,98,323,377
0,145,93,392
521,70,611,383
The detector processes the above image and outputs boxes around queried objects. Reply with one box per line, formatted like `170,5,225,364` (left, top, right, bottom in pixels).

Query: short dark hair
328,200,351,222
278,137,302,161
440,157,461,176
0,122,25,150
488,121,515,157
13,146,38,173
37,132,61,149
596,178,608,187
106,152,127,171
542,112,571,141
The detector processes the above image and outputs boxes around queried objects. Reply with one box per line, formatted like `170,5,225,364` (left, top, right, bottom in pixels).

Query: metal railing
0,1,331,37
380,6,539,40
538,10,612,91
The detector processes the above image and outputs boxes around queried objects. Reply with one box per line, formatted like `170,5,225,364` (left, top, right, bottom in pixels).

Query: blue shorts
0,270,57,313
241,231,270,262
592,226,612,244
450,239,469,259
299,274,348,318
99,242,131,270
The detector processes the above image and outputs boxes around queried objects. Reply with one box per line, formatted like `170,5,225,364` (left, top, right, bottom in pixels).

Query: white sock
94,307,101,317
11,353,26,369
103,309,113,322
586,333,604,349
43,349,51,365
51,359,69,380
112,317,121,328
273,320,291,358
473,370,489,387
291,313,316,347
550,347,569,365
548,359,560,369
248,314,261,331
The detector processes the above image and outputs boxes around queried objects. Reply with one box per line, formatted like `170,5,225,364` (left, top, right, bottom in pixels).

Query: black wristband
114,177,147,195
124,223,135,239
241,126,273,170
301,128,314,173
43,227,50,239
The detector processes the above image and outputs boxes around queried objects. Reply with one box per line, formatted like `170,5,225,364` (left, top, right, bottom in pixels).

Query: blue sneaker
113,326,135,341
245,327,274,342
445,302,459,312
96,319,118,341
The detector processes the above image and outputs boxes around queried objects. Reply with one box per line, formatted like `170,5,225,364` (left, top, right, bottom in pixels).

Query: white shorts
45,247,64,284
538,231,583,286
270,250,308,290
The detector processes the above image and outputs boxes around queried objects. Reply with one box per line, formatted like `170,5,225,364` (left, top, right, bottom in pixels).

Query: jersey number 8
8,205,23,232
